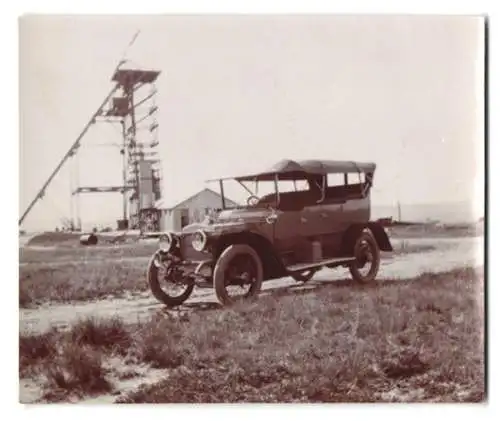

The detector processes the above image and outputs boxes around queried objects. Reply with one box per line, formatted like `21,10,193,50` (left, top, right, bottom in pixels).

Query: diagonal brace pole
19,83,120,226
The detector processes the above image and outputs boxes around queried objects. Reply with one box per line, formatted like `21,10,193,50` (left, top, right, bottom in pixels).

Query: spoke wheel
349,230,380,283
147,253,194,307
213,244,263,306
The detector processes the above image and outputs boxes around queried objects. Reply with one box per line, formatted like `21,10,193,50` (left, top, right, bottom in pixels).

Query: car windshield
211,177,311,209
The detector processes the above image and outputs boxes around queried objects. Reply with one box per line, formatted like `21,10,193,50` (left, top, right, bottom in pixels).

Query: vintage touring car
147,159,393,307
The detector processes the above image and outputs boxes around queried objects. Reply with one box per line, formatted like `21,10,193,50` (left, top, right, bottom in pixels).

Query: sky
19,15,485,231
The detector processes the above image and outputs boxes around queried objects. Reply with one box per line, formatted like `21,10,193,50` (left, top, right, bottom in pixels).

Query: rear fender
367,222,393,252
343,222,393,253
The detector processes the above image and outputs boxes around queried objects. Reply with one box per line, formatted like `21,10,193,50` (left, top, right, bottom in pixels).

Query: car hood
180,208,272,234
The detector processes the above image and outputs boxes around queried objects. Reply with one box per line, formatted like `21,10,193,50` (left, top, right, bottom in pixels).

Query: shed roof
155,187,239,210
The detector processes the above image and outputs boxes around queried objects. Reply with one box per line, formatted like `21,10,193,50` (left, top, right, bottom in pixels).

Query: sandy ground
19,360,170,405
19,236,483,336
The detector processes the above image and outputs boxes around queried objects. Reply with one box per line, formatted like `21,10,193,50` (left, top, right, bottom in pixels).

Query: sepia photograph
18,13,486,404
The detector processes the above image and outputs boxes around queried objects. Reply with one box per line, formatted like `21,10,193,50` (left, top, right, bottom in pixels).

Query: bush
42,343,112,400
19,329,58,375
69,316,132,355
130,316,186,368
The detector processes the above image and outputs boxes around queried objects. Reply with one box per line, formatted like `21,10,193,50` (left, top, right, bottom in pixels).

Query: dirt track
19,236,483,335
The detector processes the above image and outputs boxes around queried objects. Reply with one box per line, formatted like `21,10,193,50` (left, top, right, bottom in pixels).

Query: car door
271,193,309,265
301,201,344,238
300,190,345,257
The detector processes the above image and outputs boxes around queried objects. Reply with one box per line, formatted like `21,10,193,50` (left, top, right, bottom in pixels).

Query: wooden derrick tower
19,64,163,234
94,68,163,232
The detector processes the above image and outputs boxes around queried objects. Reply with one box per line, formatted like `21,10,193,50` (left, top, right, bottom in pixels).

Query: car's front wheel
349,230,381,283
147,253,194,307
213,244,264,306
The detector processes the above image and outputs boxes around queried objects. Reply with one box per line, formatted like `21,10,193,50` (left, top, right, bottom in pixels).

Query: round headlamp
192,230,208,252
158,232,175,252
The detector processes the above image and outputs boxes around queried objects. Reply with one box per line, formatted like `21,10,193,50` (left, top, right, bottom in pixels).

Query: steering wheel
246,195,259,206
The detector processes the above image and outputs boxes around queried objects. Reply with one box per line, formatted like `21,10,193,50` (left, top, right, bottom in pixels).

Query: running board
287,257,356,274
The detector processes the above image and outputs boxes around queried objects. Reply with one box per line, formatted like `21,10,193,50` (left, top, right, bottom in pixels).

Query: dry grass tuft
19,328,113,401
69,317,133,355
19,329,59,377
42,343,112,401
126,315,186,369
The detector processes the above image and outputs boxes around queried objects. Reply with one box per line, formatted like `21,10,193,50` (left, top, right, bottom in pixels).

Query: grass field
19,240,157,264
19,267,484,403
19,242,157,308
19,259,150,308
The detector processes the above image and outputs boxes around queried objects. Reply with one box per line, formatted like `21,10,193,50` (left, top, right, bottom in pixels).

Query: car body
147,159,393,306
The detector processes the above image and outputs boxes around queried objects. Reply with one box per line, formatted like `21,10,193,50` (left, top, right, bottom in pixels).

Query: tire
292,269,317,283
147,253,194,307
349,230,381,283
213,244,264,306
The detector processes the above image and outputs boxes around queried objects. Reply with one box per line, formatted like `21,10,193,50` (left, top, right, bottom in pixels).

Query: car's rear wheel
292,269,318,283
147,253,194,307
213,244,263,306
349,230,380,283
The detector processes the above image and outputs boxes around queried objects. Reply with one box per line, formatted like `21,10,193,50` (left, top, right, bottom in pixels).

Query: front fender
212,230,287,280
